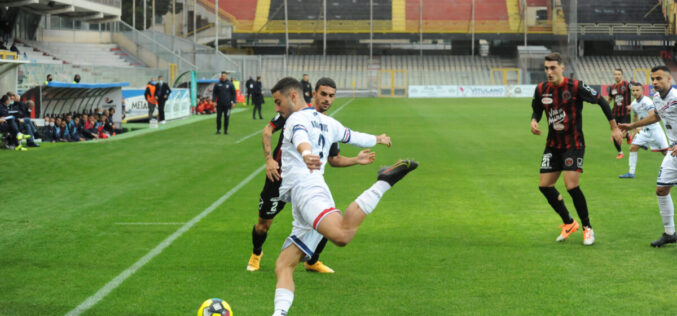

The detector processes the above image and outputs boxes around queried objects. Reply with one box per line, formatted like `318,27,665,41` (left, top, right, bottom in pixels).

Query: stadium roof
1,0,121,23
47,82,129,88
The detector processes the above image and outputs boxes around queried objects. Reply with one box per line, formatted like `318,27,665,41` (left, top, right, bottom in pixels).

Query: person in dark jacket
301,74,312,104
252,76,264,120
245,76,255,106
0,95,29,149
156,75,171,124
212,71,236,134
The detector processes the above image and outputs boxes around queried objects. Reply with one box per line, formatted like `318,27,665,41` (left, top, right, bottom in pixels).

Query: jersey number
318,135,326,158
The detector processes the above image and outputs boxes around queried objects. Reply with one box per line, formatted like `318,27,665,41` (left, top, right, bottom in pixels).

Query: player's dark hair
614,68,623,74
544,52,562,64
315,77,336,91
221,71,228,75
271,77,303,96
651,65,671,74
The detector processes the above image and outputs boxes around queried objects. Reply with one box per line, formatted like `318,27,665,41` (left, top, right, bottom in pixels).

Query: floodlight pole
152,0,155,30
419,0,423,57
369,0,373,63
132,0,136,29
471,0,475,57
323,0,326,57
215,0,219,53
523,0,527,47
143,0,146,30
284,0,289,76
193,0,197,42
172,0,176,37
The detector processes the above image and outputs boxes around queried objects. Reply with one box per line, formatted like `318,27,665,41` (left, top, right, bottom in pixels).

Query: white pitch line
113,222,186,225
234,98,355,144
65,164,266,316
327,98,354,117
235,129,262,144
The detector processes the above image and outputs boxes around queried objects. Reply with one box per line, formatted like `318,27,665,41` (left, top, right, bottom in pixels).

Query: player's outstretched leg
304,238,334,273
317,159,419,247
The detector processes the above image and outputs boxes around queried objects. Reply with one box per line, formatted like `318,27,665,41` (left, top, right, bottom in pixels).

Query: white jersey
653,88,677,145
631,96,661,131
279,107,376,199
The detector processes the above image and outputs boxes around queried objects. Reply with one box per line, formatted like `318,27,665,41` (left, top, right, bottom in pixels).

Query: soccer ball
197,298,233,316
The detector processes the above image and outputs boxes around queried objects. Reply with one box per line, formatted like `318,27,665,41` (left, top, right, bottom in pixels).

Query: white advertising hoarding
409,85,537,98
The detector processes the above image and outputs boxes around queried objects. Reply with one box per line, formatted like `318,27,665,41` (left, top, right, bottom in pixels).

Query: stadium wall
38,29,113,44
112,33,170,69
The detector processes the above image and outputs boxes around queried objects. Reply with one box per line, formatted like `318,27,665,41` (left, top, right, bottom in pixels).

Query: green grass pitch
2,97,677,315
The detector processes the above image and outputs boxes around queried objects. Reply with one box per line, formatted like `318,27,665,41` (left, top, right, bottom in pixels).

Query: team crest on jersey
542,97,553,105
562,91,572,101
565,157,574,167
621,86,626,93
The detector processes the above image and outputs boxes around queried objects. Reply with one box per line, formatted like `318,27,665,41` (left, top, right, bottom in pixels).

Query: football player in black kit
531,52,623,246
247,77,376,273
301,74,312,104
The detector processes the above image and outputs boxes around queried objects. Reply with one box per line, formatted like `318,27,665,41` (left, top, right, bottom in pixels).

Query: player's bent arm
328,149,375,167
328,155,355,167
627,111,661,129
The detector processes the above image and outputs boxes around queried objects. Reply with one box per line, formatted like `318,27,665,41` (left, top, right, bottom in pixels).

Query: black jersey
608,80,631,117
531,77,614,150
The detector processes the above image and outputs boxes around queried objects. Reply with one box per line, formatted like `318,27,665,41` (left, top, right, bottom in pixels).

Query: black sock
568,186,591,228
539,186,574,224
307,237,328,265
613,139,621,152
252,225,267,255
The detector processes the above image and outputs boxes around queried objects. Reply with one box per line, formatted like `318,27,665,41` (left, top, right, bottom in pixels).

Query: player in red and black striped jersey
607,69,633,158
247,77,376,273
531,52,623,246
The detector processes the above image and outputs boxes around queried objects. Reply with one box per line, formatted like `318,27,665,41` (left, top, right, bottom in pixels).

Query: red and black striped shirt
531,77,614,150
608,80,631,117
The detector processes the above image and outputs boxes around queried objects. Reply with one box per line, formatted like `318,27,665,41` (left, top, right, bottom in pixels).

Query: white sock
657,194,675,235
629,151,638,174
273,288,294,316
355,180,391,215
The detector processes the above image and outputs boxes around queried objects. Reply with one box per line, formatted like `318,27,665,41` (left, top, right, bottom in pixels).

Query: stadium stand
576,55,674,85
21,41,145,67
259,55,515,90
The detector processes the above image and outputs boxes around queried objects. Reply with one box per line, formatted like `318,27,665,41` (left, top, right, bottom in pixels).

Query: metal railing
115,21,197,70
577,23,668,35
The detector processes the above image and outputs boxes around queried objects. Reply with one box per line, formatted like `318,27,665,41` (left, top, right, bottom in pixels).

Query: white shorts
633,125,669,151
657,153,677,186
281,178,340,261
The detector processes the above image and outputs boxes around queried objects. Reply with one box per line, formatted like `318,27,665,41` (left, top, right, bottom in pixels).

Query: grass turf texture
2,97,676,315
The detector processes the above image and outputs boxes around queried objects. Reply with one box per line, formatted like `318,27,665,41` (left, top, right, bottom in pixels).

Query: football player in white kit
619,65,677,247
619,83,669,178
269,78,418,316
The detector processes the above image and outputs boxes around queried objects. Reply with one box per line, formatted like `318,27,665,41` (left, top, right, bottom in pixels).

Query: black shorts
614,115,631,124
540,147,585,173
258,176,287,219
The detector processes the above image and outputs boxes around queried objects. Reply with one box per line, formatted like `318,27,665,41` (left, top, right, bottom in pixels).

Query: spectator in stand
156,75,171,124
145,78,158,122
73,74,81,84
